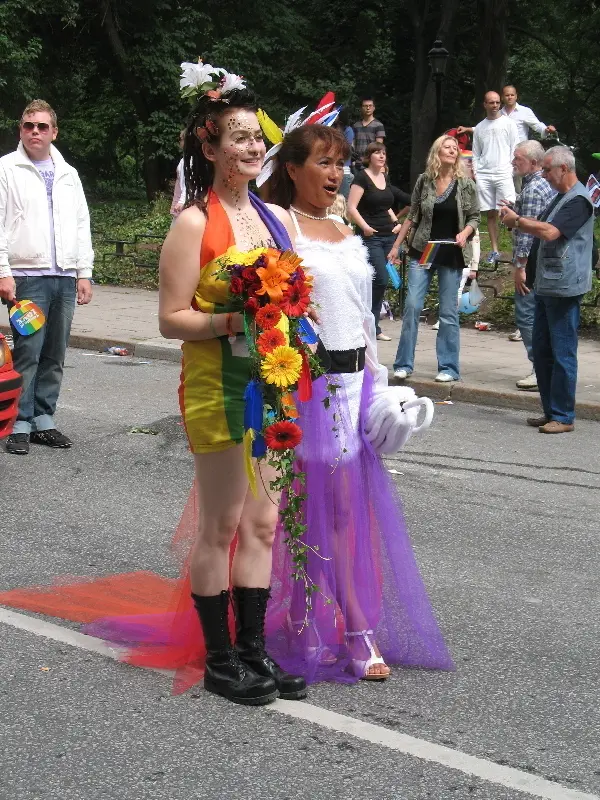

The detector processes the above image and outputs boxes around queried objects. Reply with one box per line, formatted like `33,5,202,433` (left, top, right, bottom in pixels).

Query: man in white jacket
0,99,93,455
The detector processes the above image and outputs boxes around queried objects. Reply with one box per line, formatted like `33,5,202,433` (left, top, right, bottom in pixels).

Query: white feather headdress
256,94,341,188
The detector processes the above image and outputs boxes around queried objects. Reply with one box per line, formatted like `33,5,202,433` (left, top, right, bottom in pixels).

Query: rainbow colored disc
9,300,46,336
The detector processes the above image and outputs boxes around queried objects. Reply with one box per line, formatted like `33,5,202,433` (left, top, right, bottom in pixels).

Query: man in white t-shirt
472,91,519,263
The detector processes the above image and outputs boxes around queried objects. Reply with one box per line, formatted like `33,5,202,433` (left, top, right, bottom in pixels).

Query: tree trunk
99,0,160,200
408,0,461,184
474,0,509,113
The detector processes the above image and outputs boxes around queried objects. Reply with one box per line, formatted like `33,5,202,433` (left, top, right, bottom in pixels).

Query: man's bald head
483,92,502,119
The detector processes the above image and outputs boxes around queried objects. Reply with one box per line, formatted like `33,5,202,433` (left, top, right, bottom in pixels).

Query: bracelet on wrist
209,314,218,338
226,312,236,345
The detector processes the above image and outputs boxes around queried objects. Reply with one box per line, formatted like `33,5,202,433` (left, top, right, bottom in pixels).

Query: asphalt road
1,349,599,800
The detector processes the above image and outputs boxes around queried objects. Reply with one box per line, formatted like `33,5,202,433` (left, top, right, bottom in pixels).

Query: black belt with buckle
327,346,366,374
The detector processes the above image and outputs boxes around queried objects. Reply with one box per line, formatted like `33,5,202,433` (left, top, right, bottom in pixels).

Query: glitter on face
212,109,273,251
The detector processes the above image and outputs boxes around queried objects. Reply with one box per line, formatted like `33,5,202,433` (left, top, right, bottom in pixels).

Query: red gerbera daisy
255,303,282,330
280,280,311,318
257,328,286,355
264,420,303,451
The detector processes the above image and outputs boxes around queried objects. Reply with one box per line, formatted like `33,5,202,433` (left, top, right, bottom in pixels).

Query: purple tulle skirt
5,367,454,693
266,369,455,683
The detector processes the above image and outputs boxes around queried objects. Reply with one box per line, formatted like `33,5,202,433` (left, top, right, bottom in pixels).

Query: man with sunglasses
0,99,93,455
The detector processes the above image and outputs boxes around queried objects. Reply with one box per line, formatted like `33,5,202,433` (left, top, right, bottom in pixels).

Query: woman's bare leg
232,461,279,588
190,445,249,595
330,488,390,677
333,558,390,677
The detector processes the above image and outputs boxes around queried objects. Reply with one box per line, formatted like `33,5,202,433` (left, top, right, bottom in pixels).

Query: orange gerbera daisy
260,345,302,388
257,328,286,355
255,304,282,330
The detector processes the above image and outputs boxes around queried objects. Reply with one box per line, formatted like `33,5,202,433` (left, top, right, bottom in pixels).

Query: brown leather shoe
539,421,574,434
526,415,549,427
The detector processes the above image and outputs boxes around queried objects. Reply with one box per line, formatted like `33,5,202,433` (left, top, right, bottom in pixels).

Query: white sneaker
431,321,440,330
516,372,538,391
393,369,409,380
508,330,522,342
435,372,457,382
377,333,392,341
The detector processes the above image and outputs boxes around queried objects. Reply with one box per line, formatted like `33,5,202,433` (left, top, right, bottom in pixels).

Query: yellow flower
260,345,302,388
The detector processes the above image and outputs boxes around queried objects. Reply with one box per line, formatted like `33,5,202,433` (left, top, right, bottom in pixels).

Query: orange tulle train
0,483,220,694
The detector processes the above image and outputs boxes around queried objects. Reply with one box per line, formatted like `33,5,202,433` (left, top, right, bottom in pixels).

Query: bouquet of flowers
215,247,325,602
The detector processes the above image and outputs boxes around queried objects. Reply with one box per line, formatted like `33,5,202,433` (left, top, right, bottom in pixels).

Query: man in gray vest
500,146,593,433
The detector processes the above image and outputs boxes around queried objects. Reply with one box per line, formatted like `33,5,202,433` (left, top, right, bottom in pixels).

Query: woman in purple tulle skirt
262,122,455,683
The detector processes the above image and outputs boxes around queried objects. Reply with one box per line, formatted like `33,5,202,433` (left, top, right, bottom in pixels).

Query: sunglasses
22,122,52,133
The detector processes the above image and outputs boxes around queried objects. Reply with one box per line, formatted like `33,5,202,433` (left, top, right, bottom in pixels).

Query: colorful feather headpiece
256,93,341,188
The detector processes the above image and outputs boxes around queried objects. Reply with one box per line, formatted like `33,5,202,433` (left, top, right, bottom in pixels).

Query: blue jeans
340,173,353,200
514,289,535,365
9,276,76,434
394,261,462,379
363,234,397,335
532,294,582,425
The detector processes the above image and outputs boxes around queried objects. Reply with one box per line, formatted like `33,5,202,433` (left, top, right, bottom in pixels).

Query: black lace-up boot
233,586,307,700
191,590,278,705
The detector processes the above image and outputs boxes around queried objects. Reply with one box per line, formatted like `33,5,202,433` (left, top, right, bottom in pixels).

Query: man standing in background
352,97,385,172
472,91,519,264
500,85,556,143
509,140,555,391
0,99,93,455
500,146,593,434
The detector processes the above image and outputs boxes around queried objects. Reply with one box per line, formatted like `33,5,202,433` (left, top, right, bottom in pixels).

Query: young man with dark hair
352,97,385,172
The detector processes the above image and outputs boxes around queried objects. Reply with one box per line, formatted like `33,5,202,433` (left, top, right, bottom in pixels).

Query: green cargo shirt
408,174,480,268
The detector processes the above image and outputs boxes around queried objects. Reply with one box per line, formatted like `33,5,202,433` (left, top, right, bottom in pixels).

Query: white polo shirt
501,102,547,142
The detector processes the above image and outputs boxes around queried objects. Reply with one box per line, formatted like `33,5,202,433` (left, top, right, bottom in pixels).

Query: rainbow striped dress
179,190,291,453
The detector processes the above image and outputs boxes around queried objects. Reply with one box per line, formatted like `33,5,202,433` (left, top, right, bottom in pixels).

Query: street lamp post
428,39,450,137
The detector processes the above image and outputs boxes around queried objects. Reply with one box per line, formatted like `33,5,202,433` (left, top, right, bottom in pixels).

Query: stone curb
402,377,600,422
0,325,183,364
3,325,599,420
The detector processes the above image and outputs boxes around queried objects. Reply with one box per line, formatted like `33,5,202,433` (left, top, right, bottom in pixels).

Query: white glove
364,385,434,454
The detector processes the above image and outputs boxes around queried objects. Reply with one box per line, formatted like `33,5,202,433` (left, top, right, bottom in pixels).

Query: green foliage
90,197,171,288
1,0,598,332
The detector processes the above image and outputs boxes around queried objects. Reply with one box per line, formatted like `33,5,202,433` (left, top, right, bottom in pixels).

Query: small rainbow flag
419,241,441,265
418,240,458,266
9,299,46,336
